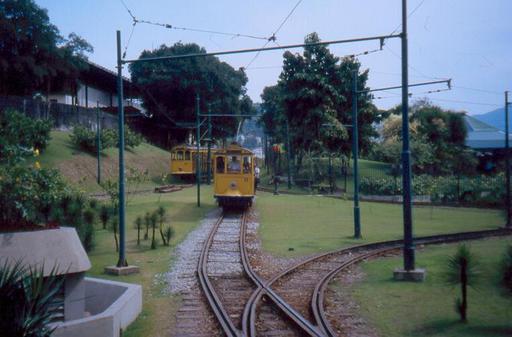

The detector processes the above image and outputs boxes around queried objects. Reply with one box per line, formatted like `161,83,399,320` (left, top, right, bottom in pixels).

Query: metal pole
207,104,212,185
196,93,201,207
506,91,511,227
286,118,292,189
352,70,361,239
328,153,333,193
116,30,127,267
401,0,415,271
96,101,101,184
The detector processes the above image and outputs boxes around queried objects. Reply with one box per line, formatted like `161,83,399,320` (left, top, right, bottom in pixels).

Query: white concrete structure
0,227,142,337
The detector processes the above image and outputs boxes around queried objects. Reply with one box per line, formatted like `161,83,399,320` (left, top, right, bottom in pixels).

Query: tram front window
216,157,225,173
177,151,184,160
185,151,191,160
227,155,241,173
243,156,252,173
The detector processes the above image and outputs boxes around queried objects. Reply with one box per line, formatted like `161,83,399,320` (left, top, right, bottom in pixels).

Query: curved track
198,208,511,337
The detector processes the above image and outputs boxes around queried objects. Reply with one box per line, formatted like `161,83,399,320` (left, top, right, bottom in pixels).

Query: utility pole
401,0,416,274
286,118,292,189
506,91,511,227
196,93,201,207
96,101,101,185
207,104,212,185
352,70,361,239
116,30,127,268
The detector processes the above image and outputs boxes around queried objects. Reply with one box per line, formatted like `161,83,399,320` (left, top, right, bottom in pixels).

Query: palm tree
446,244,478,322
157,206,167,245
0,262,64,337
150,212,158,249
501,244,512,292
135,216,143,246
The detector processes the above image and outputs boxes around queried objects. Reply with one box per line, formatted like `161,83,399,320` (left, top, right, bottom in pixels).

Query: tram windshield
185,151,191,160
177,151,184,160
216,156,225,173
227,155,241,173
243,156,252,174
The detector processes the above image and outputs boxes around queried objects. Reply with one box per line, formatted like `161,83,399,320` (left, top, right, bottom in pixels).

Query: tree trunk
151,226,156,249
113,226,119,252
137,226,140,246
461,260,468,322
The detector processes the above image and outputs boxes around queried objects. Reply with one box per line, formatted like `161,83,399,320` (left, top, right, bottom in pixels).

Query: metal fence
0,95,118,130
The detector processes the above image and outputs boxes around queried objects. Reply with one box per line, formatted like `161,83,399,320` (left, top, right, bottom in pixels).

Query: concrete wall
52,277,142,337
64,272,86,321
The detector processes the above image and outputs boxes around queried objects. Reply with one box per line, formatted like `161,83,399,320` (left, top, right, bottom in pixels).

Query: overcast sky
37,0,511,115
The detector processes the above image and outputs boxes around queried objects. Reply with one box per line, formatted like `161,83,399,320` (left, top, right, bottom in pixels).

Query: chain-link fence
263,152,504,207
0,95,118,130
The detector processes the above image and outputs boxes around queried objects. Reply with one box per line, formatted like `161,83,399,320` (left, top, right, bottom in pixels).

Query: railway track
197,209,511,337
197,209,324,337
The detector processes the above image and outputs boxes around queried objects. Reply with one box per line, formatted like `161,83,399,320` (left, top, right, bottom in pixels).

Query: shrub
0,110,51,165
70,125,115,153
0,262,65,337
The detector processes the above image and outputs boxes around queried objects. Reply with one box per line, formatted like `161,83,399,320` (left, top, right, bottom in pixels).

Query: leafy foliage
0,0,93,95
70,124,142,154
359,174,504,206
260,33,379,174
0,110,52,165
372,101,475,175
0,261,64,337
445,244,479,322
129,42,254,145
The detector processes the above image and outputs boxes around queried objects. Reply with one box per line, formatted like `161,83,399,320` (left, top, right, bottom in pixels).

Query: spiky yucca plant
0,262,64,337
501,245,512,293
446,244,479,322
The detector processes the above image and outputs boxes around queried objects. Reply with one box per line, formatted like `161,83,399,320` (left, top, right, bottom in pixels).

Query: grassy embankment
349,238,512,337
255,191,505,257
38,130,217,336
35,130,174,192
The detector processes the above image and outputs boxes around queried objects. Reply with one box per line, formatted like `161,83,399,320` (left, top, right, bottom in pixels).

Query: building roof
464,115,512,150
81,60,137,97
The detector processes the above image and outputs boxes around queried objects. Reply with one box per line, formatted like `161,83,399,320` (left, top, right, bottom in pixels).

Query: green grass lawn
255,192,505,257
350,238,512,337
87,186,216,337
35,131,174,192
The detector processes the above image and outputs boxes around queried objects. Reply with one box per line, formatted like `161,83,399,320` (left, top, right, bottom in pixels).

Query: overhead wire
243,0,304,70
118,0,270,58
390,0,428,35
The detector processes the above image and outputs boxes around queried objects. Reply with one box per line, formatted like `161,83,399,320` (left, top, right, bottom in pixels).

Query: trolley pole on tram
352,70,361,239
196,93,201,207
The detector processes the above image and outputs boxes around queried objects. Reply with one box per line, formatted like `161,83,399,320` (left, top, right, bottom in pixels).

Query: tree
260,33,379,172
157,206,167,246
135,216,143,246
373,100,475,175
446,244,478,322
129,42,253,145
150,212,158,249
0,0,93,96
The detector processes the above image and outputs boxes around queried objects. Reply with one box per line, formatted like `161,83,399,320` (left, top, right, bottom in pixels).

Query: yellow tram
170,144,214,179
213,143,255,208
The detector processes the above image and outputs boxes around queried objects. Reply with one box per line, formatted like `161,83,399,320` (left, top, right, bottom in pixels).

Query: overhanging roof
465,115,512,150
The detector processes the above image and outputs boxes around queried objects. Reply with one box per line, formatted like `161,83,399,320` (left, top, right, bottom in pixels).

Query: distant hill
473,108,507,131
